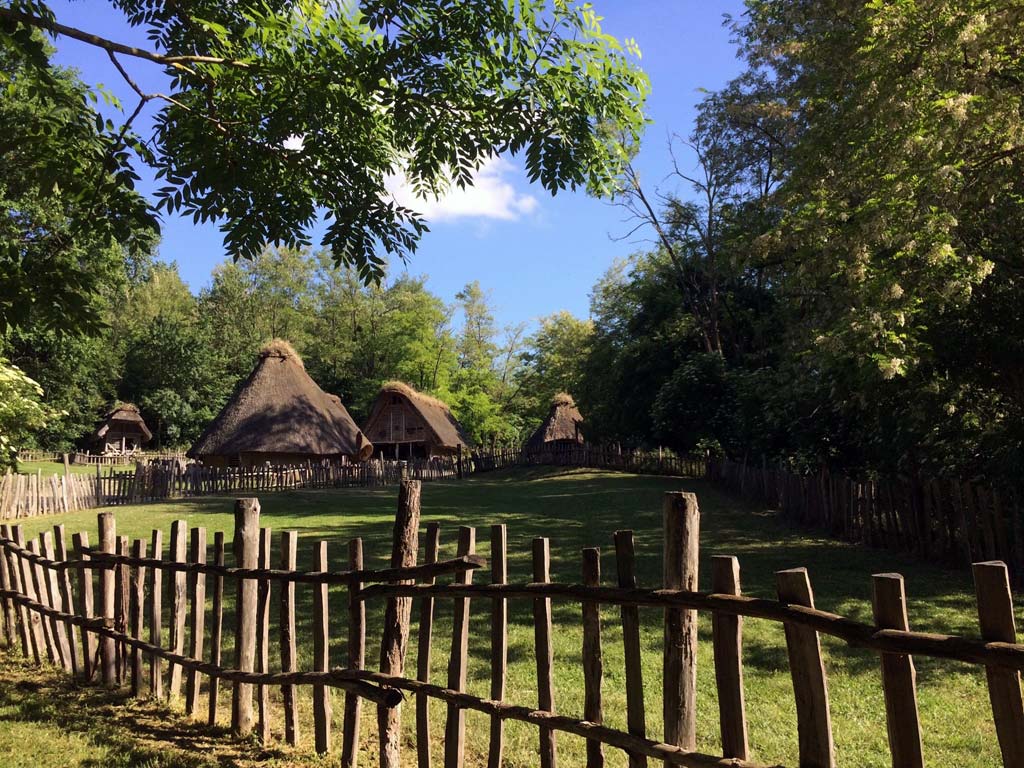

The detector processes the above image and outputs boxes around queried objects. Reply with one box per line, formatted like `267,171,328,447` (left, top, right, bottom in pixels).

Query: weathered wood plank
487,524,509,768
443,526,476,768
185,527,207,716
777,568,835,768
663,492,699,752
582,547,605,768
615,529,648,768
711,556,748,760
279,530,299,745
872,573,923,768
231,499,260,737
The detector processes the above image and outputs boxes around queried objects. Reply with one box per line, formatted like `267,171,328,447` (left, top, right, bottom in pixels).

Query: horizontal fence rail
1,484,1023,767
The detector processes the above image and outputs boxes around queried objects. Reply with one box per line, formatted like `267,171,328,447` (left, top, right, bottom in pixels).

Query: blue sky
49,1,747,330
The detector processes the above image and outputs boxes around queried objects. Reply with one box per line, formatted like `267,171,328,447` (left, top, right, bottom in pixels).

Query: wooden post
280,530,300,746
711,556,748,760
71,532,95,679
208,531,225,726
379,480,421,767
149,529,164,699
13,527,44,664
40,531,72,671
231,498,260,737
53,525,80,676
98,512,117,687
872,573,923,768
3,525,33,660
443,526,475,768
663,492,699,751
256,527,272,743
615,529,648,768
417,523,441,768
457,444,463,480
168,519,188,700
312,540,332,754
185,527,207,716
582,547,604,768
130,539,147,697
533,537,558,768
115,535,129,683
0,525,20,654
341,537,365,768
488,524,509,768
777,568,836,768
973,561,1024,767
29,538,57,665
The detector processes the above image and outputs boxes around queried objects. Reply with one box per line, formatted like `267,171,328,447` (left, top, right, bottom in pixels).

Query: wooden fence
2,483,1024,767
710,458,1024,575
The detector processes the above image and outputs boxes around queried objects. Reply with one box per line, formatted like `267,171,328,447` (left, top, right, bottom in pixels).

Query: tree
521,311,593,421
2,0,648,280
0,357,58,469
0,36,154,335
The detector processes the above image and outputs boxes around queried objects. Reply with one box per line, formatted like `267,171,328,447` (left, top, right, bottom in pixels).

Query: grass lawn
13,460,135,476
0,467,1007,767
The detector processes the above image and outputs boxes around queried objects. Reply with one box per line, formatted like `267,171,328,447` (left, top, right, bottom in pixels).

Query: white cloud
386,157,538,223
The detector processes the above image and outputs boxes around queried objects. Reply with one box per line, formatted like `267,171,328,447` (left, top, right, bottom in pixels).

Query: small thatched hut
93,403,152,455
526,393,585,450
188,340,372,467
362,382,470,459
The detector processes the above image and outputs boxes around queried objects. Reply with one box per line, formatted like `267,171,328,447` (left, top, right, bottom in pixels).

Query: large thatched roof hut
526,393,585,450
188,340,372,467
362,382,470,459
93,403,152,455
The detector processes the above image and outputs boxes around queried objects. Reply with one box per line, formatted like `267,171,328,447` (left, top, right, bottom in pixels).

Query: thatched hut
526,393,585,450
93,403,152,455
188,340,372,467
362,382,470,459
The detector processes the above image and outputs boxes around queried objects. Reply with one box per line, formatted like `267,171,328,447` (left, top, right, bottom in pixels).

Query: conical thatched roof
366,381,470,449
188,340,372,461
94,402,152,442
526,393,584,448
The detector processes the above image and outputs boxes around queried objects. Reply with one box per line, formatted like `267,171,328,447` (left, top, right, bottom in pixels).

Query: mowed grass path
0,468,1006,767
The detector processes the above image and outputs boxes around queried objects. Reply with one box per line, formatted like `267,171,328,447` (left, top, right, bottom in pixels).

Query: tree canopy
1,0,648,283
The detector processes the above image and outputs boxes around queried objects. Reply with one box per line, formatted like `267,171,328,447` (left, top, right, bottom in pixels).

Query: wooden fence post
488,524,509,768
379,479,421,767
185,527,207,716
280,530,300,746
341,537,365,768
3,525,33,660
711,555,748,760
13,527,44,664
663,492,699,752
973,561,1024,767
40,531,72,672
208,531,225,726
313,540,332,754
777,568,836,768
71,532,95,679
149,529,163,700
231,498,260,737
614,529,648,768
256,527,272,744
53,525,80,676
417,523,441,768
0,525,19,654
872,573,923,768
581,547,604,768
443,526,475,768
130,539,147,697
533,537,558,768
98,512,117,687
168,520,188,700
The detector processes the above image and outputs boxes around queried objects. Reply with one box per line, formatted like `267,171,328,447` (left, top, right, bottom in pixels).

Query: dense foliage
575,0,1024,479
1,0,648,283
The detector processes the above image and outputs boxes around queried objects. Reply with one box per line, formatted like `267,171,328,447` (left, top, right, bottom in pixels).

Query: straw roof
526,392,584,448
94,402,152,441
188,339,372,461
367,381,470,449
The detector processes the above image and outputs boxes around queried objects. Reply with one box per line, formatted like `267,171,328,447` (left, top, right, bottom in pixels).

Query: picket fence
2,483,1024,767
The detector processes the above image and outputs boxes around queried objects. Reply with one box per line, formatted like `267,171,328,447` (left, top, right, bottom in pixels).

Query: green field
13,460,135,477
0,468,1006,767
